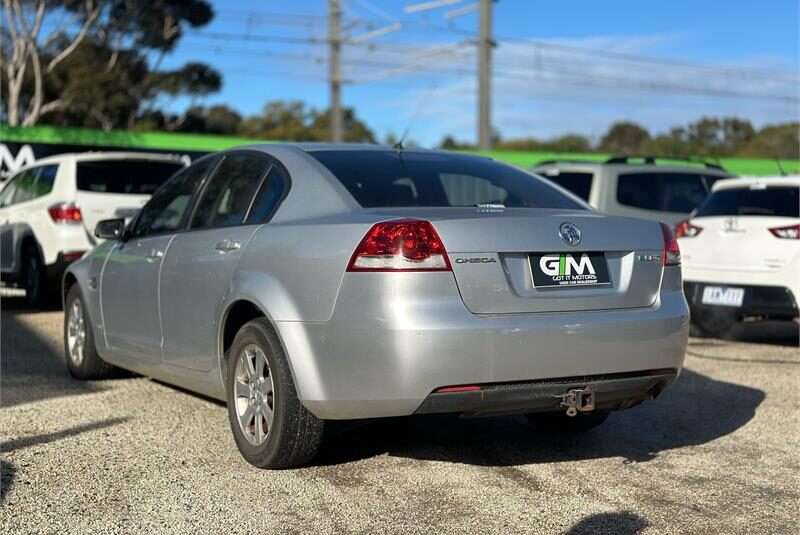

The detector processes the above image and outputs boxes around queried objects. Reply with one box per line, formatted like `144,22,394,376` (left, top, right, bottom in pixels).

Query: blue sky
164,0,799,146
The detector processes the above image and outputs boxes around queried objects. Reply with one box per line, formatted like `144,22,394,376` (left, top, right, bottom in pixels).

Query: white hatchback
677,176,800,336
0,152,186,306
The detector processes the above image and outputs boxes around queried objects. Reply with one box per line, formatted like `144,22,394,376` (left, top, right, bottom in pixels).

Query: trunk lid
681,215,798,272
366,208,666,314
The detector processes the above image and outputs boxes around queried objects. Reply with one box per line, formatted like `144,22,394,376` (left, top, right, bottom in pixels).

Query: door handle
145,249,164,262
215,239,241,253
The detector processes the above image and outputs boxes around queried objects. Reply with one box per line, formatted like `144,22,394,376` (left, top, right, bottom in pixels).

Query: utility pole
328,0,344,142
477,0,493,150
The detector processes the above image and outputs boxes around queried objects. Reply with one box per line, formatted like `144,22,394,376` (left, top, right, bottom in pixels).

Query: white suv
0,152,186,306
678,176,800,336
532,156,732,224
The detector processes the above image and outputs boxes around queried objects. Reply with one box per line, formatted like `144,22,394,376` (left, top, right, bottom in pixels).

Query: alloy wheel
66,299,87,366
233,344,275,446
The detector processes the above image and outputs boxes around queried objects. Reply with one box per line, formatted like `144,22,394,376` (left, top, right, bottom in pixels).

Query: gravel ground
1,292,798,535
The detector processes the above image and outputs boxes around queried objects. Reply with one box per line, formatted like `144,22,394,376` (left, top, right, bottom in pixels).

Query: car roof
17,151,186,168
712,175,800,191
239,142,491,159
533,161,731,176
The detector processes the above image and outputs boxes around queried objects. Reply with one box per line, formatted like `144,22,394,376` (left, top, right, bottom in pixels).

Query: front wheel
64,285,115,380
226,318,324,469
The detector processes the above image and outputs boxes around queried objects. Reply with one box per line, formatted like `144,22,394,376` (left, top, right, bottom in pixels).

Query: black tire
63,284,115,380
226,318,324,469
691,306,738,339
526,410,610,433
22,245,47,308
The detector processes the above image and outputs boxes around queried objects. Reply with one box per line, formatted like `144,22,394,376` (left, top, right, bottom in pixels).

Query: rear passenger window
11,169,37,204
33,165,57,197
617,173,714,213
541,171,593,201
245,166,289,224
191,153,270,230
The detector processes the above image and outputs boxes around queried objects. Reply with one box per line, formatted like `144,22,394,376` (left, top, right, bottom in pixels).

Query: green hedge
2,124,797,176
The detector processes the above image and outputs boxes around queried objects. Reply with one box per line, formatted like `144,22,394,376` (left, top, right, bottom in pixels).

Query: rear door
75,158,185,238
0,175,20,273
160,152,288,372
101,158,213,363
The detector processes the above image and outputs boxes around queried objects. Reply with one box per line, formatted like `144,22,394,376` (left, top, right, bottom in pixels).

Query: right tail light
660,222,681,266
768,224,800,240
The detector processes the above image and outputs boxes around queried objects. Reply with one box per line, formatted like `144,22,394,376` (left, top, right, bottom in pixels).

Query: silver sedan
63,144,689,468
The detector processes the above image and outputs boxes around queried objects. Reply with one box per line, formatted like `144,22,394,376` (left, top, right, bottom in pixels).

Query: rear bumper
415,369,678,417
684,281,798,320
278,269,689,420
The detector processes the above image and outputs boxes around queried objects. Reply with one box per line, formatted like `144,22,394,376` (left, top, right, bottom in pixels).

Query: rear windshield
541,171,593,201
695,185,800,218
309,150,584,209
76,160,185,195
617,172,724,213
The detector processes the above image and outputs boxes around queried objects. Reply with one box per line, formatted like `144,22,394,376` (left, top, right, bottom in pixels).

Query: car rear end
284,150,689,420
679,178,800,326
46,154,185,272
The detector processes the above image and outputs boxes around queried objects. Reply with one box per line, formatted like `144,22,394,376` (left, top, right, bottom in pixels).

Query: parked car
0,152,186,306
678,176,800,337
63,144,689,468
532,156,732,224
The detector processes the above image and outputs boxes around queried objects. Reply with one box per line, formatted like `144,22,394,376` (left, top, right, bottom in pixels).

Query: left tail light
768,224,800,240
48,203,82,224
660,222,681,266
674,219,703,238
347,219,451,272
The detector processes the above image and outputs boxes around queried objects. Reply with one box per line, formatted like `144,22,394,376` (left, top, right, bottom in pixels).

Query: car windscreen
695,185,800,218
76,160,185,195
309,150,584,209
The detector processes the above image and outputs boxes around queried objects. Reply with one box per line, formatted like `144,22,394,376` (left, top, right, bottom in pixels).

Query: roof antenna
393,80,440,151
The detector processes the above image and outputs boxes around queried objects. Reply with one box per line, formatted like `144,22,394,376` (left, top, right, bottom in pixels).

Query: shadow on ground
314,367,765,467
0,417,128,505
1,295,105,407
565,511,648,535
727,320,799,347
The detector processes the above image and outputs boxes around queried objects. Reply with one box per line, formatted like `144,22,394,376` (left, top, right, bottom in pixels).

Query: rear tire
22,245,47,308
64,285,115,380
691,306,737,339
226,318,324,469
526,410,610,433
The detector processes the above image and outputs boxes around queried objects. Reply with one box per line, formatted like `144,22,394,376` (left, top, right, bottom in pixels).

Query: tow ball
558,387,595,417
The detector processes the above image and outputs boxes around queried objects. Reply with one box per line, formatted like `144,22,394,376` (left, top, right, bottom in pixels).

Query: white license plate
701,286,745,307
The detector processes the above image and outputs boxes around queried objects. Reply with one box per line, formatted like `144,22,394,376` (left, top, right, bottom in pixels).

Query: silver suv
532,156,732,224
64,144,689,468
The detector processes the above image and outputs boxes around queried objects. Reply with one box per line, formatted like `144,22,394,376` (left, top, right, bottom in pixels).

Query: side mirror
95,218,126,241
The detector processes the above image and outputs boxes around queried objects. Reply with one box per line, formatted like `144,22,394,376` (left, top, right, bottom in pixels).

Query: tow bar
558,387,595,417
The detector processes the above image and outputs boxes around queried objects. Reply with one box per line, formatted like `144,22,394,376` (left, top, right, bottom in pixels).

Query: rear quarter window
540,171,593,201
695,186,800,218
77,160,185,195
616,172,720,213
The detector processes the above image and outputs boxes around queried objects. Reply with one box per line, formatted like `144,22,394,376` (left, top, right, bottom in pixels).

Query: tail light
48,203,82,224
347,219,451,272
768,224,800,240
674,219,703,238
660,222,681,266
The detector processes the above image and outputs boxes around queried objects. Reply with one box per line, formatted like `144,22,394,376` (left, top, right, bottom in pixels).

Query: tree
1,0,220,130
740,123,799,159
599,122,650,155
237,101,375,142
1,0,102,125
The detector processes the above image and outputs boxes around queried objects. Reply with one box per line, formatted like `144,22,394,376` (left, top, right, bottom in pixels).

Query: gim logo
539,254,596,278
